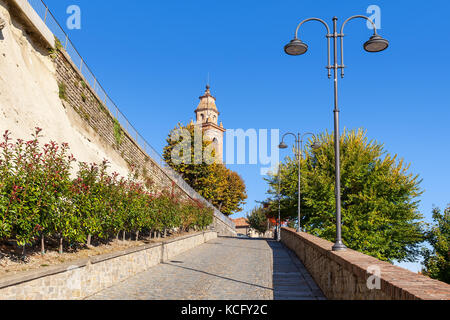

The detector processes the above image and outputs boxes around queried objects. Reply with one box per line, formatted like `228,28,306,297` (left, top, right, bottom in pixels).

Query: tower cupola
193,85,226,163
195,85,219,125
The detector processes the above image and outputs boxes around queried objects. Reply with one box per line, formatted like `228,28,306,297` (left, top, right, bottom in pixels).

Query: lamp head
284,38,308,56
278,142,288,149
364,34,389,52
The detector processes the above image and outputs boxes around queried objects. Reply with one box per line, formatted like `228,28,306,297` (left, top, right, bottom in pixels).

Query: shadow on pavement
163,261,273,291
266,240,326,300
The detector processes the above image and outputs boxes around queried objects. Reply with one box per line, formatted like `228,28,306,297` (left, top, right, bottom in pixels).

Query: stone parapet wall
163,230,217,260
0,231,217,300
280,227,450,300
213,215,237,237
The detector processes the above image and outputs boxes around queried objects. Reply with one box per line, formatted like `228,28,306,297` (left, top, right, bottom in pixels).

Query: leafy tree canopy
264,128,425,263
421,205,450,283
247,206,269,236
163,123,247,216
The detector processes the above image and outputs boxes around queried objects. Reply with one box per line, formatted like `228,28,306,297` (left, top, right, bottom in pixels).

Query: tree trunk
59,237,63,254
41,234,45,255
135,230,139,241
122,230,126,241
87,234,92,247
116,232,119,241
164,229,167,238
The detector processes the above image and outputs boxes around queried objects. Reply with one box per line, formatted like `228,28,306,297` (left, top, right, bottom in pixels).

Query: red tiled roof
232,218,250,227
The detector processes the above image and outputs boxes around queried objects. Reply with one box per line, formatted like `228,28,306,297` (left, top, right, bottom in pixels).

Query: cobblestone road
87,237,325,300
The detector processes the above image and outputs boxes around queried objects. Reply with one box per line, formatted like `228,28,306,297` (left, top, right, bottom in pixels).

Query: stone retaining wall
0,231,217,300
213,215,237,237
280,227,450,300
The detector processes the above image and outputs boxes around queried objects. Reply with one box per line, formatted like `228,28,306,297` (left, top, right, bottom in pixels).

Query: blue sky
42,0,450,271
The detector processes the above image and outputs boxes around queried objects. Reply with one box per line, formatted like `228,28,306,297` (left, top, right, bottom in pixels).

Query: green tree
421,205,450,283
163,123,214,193
247,206,269,236
163,123,247,216
71,162,104,246
265,129,425,263
201,163,247,216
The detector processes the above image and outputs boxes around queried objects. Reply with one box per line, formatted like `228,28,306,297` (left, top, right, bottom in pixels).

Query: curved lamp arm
301,132,317,141
295,17,331,38
340,15,378,35
294,18,332,78
280,132,300,160
300,132,319,156
339,15,378,78
280,132,298,144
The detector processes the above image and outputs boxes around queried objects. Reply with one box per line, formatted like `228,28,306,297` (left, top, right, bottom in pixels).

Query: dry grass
0,230,198,278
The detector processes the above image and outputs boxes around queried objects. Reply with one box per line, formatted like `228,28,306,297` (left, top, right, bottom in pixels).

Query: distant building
232,218,273,238
233,218,251,236
194,85,226,163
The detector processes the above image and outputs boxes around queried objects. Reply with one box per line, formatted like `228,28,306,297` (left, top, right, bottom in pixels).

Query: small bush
98,102,107,114
0,129,215,254
113,118,123,146
58,82,67,100
48,36,63,59
54,36,63,50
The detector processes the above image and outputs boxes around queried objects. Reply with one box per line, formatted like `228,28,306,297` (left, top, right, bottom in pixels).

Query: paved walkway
87,237,325,300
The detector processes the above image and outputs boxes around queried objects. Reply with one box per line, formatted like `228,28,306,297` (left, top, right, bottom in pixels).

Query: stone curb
0,258,89,290
0,231,211,291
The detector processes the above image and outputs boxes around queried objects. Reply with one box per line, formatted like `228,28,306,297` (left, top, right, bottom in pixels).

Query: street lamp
284,16,389,251
278,132,320,233
277,163,281,241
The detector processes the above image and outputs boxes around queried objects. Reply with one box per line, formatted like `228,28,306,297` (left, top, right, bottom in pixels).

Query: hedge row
0,129,214,253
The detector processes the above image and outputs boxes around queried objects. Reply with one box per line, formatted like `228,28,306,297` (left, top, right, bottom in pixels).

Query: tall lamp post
284,16,389,251
278,132,320,233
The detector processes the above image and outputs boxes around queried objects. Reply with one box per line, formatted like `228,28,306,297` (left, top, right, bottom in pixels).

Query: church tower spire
194,85,226,163
195,85,219,125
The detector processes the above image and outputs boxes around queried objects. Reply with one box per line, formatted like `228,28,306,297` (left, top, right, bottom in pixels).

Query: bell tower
194,85,226,163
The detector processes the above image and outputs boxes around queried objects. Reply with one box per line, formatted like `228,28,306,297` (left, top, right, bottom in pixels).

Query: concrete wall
6,0,53,47
281,227,450,300
0,231,217,300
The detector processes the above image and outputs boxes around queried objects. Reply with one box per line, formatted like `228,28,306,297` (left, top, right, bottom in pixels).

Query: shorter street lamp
277,164,281,241
278,132,320,233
